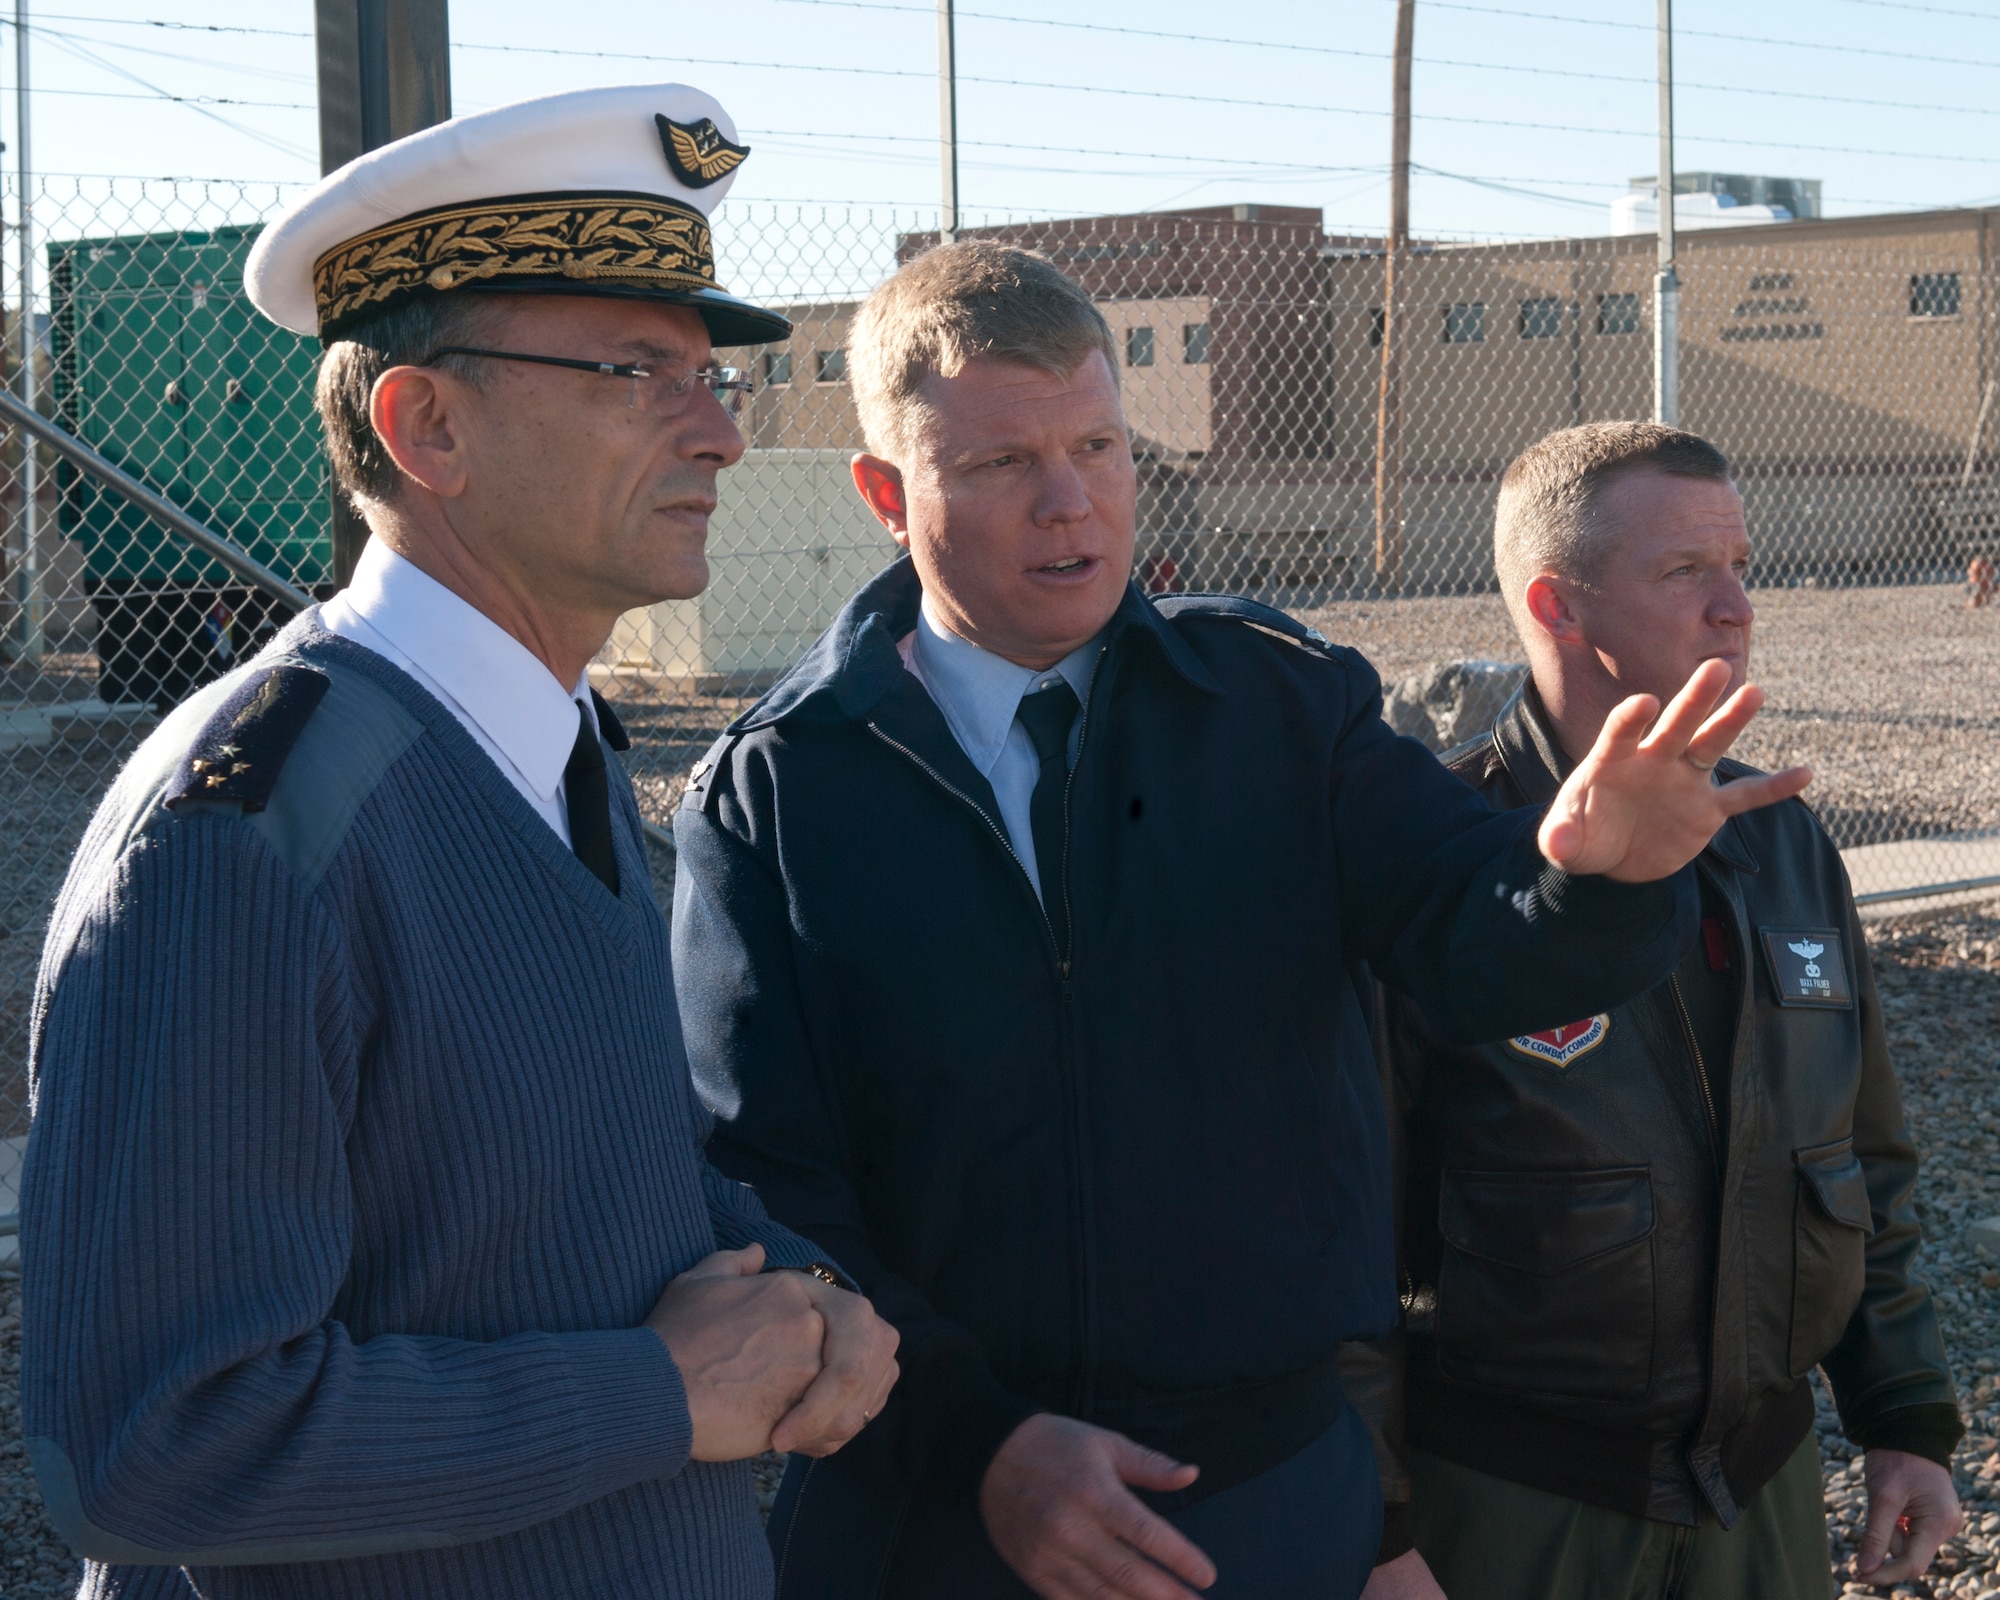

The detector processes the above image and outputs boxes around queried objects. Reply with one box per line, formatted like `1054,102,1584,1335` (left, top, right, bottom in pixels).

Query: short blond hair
1494,421,1733,623
846,240,1117,457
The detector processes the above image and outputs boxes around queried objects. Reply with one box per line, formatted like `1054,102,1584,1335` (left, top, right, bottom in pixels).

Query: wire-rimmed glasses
419,346,755,419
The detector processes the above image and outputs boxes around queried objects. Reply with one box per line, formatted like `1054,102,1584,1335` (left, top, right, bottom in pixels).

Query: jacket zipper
866,653,1104,1421
1668,973,1721,1158
864,723,1060,957
1058,662,1099,1419
866,700,1099,1418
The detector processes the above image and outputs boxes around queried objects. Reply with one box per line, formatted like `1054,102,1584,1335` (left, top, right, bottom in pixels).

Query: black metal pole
314,0,450,585
0,388,313,613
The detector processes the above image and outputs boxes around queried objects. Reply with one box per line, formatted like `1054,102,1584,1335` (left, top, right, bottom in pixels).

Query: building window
1368,307,1384,348
763,350,793,385
1443,302,1485,344
1910,273,1962,318
1183,322,1211,363
1748,272,1794,291
1127,326,1156,367
1519,298,1563,340
817,348,848,382
1597,293,1642,335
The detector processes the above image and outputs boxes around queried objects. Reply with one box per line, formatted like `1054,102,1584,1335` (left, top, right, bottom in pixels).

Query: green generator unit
49,223,329,706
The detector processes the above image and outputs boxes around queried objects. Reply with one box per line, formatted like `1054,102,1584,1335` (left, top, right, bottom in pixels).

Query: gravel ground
1,902,1999,1593
1301,579,2000,849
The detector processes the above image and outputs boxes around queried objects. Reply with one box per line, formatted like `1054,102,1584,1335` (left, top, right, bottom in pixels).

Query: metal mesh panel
5,182,2000,1227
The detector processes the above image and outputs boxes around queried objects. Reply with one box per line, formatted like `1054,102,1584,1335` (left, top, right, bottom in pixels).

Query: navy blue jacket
672,558,1697,1513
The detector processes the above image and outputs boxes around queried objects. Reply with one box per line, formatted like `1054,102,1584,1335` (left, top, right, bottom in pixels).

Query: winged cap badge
657,115,751,188
1788,938,1824,977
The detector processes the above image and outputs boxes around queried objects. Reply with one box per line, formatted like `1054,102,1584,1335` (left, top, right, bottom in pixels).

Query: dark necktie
565,701,620,896
1016,679,1080,916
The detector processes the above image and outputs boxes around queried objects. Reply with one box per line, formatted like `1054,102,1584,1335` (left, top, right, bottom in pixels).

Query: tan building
724,202,2000,601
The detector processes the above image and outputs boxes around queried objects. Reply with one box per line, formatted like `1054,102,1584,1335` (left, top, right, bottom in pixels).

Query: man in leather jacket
1374,422,1962,1600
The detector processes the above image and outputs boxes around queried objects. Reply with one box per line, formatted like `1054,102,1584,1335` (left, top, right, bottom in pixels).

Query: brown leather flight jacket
1375,683,1959,1530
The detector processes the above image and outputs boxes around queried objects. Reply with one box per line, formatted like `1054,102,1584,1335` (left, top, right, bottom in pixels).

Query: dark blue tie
1016,679,1080,915
565,702,620,895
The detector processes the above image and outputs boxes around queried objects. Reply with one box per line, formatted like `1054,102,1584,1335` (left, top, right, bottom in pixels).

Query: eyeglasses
419,346,755,419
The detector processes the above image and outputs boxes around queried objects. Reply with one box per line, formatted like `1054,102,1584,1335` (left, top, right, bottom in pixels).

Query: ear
1523,574,1587,646
370,366,472,500
851,452,911,547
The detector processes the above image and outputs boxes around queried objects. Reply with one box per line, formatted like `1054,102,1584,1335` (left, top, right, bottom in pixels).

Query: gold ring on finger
1685,754,1718,772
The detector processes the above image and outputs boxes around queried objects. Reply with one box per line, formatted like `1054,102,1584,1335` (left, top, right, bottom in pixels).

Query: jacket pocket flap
1440,1167,1654,1275
1797,1143,1874,1234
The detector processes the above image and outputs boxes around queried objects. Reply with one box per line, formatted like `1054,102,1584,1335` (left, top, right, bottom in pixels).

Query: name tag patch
1759,928,1853,1009
1506,1014,1611,1067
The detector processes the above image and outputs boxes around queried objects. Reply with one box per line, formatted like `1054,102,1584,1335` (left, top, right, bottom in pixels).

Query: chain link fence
5,181,2000,1226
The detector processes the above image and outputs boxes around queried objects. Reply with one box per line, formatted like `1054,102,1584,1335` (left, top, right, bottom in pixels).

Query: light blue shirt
899,591,1104,901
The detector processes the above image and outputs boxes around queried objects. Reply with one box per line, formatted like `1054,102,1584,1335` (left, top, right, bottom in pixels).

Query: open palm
1539,658,1812,882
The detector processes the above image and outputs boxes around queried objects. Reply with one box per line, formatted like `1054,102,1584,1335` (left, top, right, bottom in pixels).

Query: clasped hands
1537,658,1812,880
645,1243,901,1461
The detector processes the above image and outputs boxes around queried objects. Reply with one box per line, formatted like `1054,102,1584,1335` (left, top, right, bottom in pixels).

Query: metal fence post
12,0,41,662
314,0,451,587
1653,0,1679,428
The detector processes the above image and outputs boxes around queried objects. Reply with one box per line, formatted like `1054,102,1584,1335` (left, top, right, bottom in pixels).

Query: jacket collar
1491,678,1760,876
731,554,1220,734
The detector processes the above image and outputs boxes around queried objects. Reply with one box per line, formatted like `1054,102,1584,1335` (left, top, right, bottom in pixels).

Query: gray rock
1383,659,1530,754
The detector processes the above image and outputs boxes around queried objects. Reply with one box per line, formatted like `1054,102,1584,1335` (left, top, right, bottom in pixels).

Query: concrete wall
608,449,896,684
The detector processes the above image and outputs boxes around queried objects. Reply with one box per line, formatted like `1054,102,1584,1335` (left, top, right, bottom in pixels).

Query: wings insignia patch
657,115,750,188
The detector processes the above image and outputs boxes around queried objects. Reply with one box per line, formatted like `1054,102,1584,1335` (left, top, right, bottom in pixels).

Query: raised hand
1538,657,1811,882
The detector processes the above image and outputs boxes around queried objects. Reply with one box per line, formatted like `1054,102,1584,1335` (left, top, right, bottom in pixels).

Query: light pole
1654,0,1678,427
1372,0,1414,587
938,0,959,244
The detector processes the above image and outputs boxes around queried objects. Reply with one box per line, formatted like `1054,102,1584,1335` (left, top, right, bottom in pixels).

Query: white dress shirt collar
908,589,1101,778
324,539,588,804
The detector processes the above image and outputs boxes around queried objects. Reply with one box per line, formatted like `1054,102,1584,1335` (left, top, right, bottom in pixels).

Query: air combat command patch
1505,1014,1611,1067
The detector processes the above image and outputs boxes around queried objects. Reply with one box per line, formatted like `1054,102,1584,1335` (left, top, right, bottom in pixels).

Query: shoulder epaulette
1149,592,1338,655
679,728,742,814
162,663,330,815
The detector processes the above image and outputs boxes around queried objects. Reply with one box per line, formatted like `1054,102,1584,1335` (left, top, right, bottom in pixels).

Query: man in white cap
20,84,898,1600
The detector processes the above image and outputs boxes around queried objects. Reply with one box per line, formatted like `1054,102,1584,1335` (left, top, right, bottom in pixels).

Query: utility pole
937,0,959,244
314,0,450,584
13,0,41,661
1372,0,1414,587
1653,0,1678,426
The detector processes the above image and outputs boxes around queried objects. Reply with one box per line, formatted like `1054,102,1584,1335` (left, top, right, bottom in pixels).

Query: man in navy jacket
671,242,1809,1600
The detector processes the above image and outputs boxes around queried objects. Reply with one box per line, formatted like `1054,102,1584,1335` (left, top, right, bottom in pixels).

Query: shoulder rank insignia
656,115,750,188
163,663,330,815
1505,1014,1610,1067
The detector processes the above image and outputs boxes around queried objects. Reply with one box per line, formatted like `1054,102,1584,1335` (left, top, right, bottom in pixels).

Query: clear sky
6,0,1999,240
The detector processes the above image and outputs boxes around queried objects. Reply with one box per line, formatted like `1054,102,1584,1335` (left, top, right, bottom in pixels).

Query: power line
1414,0,2000,71
22,13,309,38
22,24,311,160
1824,0,2000,19
7,20,313,84
0,83,307,108
460,44,2000,165
747,126,1380,174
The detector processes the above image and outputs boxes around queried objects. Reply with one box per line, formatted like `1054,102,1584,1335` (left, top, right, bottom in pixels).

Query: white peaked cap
245,82,788,346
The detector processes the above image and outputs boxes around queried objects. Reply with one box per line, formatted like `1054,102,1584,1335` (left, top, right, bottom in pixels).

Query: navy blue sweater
674,561,1699,1544
23,615,821,1600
